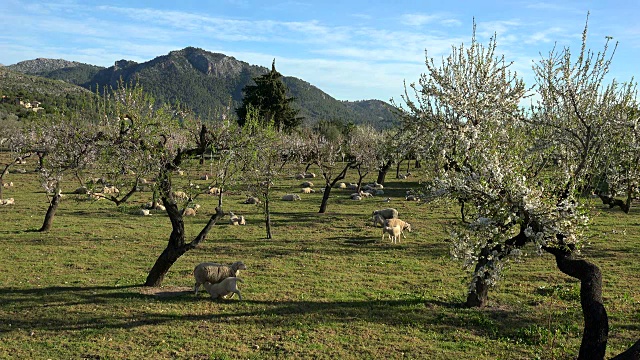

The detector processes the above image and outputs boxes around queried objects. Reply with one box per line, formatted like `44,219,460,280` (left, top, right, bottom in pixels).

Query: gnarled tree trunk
376,159,392,185
144,200,224,287
545,245,608,359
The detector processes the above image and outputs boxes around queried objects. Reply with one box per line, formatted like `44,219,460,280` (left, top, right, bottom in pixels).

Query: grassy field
0,156,638,359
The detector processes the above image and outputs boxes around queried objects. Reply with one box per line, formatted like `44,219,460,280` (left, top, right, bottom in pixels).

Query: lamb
242,196,261,205
203,277,243,300
382,225,403,244
193,261,247,295
372,208,399,226
282,194,301,201
301,187,315,194
384,218,412,239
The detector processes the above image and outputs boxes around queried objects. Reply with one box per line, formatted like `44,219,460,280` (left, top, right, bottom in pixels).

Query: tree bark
265,196,272,239
376,159,392,185
612,339,640,360
466,247,491,307
318,162,352,213
144,202,224,287
39,192,61,232
544,245,608,360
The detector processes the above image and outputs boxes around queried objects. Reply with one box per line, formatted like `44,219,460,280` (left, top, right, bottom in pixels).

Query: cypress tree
236,59,302,132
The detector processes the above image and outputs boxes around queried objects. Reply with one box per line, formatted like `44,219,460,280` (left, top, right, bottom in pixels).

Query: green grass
0,157,638,359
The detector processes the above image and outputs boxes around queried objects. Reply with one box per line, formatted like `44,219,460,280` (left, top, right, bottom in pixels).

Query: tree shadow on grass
0,284,538,343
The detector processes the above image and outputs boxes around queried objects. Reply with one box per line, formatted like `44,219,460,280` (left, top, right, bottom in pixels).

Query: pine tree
236,59,302,132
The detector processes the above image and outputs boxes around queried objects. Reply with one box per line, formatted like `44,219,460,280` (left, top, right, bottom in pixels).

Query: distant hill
7,48,398,128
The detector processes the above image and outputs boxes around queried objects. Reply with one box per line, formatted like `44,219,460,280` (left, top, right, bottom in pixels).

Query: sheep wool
193,261,247,295
203,277,243,300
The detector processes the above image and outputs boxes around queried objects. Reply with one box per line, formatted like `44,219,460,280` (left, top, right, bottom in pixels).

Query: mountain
7,47,398,129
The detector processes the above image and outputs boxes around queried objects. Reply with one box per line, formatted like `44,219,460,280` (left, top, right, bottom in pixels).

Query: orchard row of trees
1,19,639,359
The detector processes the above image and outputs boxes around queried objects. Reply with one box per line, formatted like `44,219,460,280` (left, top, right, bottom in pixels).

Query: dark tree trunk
612,339,640,359
144,200,224,287
265,196,272,239
597,193,631,213
466,247,491,307
544,245,608,360
39,192,62,232
355,165,368,193
415,159,421,168
396,161,402,178
377,159,392,185
304,163,313,173
318,162,352,214
319,185,332,214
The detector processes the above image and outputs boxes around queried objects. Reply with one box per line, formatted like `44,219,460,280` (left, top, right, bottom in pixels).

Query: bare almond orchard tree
0,118,35,201
398,21,639,359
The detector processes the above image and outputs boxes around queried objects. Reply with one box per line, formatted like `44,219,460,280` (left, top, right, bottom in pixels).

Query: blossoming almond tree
399,21,639,358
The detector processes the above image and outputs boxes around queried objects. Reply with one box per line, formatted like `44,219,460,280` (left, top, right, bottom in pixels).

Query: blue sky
1,0,638,102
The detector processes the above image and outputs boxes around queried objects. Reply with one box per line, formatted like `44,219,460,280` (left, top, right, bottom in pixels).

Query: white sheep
301,187,315,194
183,207,197,216
382,225,403,244
138,209,151,216
102,185,119,195
208,187,221,195
384,218,412,239
1,198,15,205
173,191,188,200
372,208,399,226
203,277,243,300
193,261,247,295
303,172,316,178
337,182,347,189
351,195,362,201
242,196,261,205
2,182,13,188
282,194,301,201
229,211,246,225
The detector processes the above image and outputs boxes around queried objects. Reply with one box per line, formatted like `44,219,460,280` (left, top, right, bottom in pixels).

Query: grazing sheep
351,195,362,201
200,174,209,181
382,225,403,244
203,277,243,300
383,197,392,203
337,182,347,189
303,172,316,178
384,218,412,239
1,198,15,205
295,173,305,180
229,211,246,225
2,182,13,188
183,204,200,217
138,209,151,216
207,187,221,195
347,183,358,191
372,208,399,226
282,194,301,201
360,191,373,198
375,189,384,196
372,214,386,227
173,191,188,200
193,261,247,295
73,186,88,194
405,195,419,201
301,181,313,188
88,192,104,201
102,186,119,195
301,187,315,194
242,196,261,205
